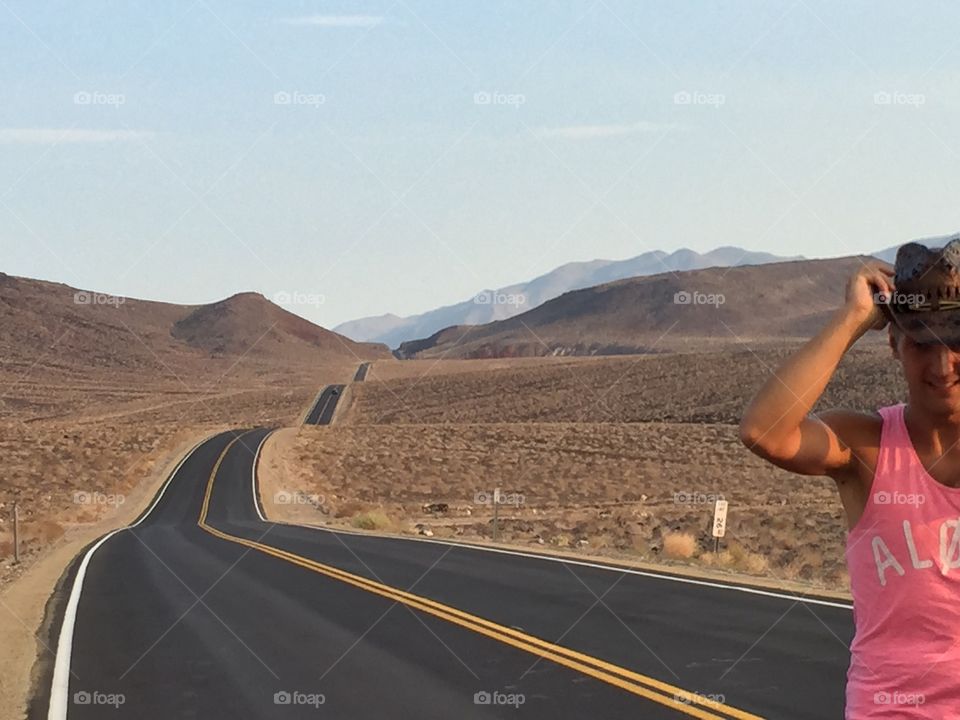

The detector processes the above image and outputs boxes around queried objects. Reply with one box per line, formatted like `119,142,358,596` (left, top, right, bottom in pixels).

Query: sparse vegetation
662,532,697,559
350,509,395,531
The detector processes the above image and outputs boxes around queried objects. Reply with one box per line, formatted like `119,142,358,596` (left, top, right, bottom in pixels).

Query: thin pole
13,502,20,564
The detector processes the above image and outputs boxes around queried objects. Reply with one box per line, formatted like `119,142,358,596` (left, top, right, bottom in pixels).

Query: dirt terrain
263,342,908,594
346,343,902,425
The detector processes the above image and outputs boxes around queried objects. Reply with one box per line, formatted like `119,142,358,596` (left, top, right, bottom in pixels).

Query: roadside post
13,502,20,564
493,487,500,542
712,499,728,553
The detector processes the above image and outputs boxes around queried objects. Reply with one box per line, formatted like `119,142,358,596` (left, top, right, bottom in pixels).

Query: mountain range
395,255,887,359
334,246,803,349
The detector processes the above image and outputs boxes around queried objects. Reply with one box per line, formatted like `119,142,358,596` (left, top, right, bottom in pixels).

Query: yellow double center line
198,434,764,720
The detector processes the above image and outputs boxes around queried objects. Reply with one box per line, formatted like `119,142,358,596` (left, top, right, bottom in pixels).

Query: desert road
39,393,854,718
303,384,346,425
354,362,371,381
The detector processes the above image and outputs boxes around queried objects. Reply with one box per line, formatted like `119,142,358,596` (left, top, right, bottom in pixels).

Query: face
890,326,960,411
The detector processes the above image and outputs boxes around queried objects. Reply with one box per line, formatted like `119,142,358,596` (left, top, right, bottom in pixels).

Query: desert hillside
0,270,388,587
397,255,885,358
0,272,390,386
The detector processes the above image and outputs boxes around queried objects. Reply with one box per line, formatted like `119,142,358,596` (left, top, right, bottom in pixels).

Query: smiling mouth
927,379,960,391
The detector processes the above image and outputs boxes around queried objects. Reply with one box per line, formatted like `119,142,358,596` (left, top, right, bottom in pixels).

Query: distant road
303,384,345,425
354,362,371,381
42,394,854,718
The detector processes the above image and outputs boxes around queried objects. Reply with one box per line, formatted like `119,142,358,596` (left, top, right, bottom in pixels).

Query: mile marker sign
712,500,728,539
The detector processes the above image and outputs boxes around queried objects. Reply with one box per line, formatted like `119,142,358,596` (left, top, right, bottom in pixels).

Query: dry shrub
702,543,769,575
350,510,394,531
663,531,697,559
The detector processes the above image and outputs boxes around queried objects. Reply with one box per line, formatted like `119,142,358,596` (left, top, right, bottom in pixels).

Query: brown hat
882,235,960,344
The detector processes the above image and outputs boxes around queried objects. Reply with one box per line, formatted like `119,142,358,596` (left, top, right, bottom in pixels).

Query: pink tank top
846,402,960,718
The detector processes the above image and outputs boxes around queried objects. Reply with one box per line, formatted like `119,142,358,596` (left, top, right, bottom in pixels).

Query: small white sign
712,500,728,538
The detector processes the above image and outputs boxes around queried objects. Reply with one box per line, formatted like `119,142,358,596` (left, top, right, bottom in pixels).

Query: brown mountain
0,272,390,381
396,255,888,358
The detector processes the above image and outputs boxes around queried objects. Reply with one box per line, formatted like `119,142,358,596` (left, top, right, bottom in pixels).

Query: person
739,236,960,718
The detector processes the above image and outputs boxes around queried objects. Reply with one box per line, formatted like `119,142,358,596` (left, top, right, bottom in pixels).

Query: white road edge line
47,432,219,720
252,431,273,522
250,452,852,610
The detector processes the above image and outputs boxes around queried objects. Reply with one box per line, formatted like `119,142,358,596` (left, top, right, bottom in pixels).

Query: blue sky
2,1,960,327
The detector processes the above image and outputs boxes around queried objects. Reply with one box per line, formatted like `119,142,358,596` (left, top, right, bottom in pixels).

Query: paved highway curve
39,408,854,718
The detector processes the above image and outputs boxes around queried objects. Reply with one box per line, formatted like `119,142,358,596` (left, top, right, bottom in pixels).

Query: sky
2,0,960,328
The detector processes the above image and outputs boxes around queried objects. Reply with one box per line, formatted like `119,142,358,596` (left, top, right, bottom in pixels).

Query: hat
883,233,960,344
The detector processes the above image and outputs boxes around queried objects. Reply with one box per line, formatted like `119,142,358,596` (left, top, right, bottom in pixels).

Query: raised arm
738,260,895,480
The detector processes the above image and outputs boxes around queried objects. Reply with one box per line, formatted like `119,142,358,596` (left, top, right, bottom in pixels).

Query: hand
843,260,896,331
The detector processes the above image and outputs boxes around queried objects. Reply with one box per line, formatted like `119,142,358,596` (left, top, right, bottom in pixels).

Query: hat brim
888,309,960,345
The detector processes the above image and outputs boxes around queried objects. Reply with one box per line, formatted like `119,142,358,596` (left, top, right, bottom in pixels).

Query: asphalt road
303,384,346,425
41,399,855,719
354,362,371,381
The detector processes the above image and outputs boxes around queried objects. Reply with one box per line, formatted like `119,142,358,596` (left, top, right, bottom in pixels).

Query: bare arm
739,260,895,480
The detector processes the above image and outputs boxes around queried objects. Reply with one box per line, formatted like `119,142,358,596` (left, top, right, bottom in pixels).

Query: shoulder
814,408,883,483
814,407,883,439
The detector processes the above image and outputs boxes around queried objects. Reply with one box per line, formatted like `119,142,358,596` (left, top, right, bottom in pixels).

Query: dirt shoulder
0,427,226,720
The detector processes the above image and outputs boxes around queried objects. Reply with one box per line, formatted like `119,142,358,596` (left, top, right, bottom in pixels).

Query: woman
739,237,960,718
